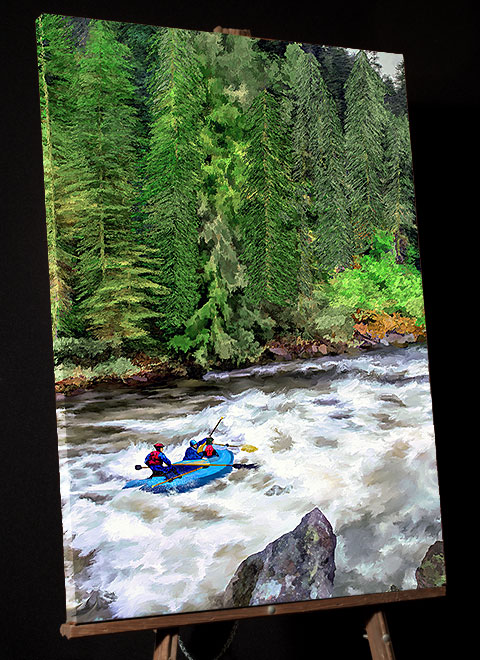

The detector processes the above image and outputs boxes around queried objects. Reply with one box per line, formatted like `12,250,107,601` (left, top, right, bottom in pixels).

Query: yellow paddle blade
241,444,258,453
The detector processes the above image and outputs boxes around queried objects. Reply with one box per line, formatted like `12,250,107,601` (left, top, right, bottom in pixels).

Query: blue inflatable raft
122,445,234,494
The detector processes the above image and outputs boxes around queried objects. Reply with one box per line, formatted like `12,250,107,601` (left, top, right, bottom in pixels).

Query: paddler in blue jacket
145,442,174,478
183,437,218,460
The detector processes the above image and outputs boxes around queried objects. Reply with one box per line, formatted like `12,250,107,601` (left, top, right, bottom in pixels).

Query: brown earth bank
55,312,427,398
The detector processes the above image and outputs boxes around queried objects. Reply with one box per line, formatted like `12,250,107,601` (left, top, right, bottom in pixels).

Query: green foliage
52,337,114,366
37,21,423,376
81,249,167,343
36,14,78,337
169,214,274,367
283,44,353,273
384,113,416,233
296,288,355,342
68,19,159,344
329,231,425,324
55,356,141,382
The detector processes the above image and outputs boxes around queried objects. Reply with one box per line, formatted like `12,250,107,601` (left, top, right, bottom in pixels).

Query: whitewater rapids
57,345,443,622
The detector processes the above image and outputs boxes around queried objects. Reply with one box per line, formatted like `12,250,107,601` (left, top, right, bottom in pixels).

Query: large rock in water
415,541,446,588
223,508,336,607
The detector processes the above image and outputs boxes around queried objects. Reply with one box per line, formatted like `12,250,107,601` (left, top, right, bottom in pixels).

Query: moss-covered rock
415,540,446,589
223,508,336,607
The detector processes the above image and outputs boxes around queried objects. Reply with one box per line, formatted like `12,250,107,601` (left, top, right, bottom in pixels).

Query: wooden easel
154,628,178,660
152,610,395,660
62,587,444,658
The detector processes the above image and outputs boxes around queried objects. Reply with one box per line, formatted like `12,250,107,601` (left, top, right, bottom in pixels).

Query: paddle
151,465,208,488
209,416,224,435
200,416,258,452
134,462,257,471
213,442,258,453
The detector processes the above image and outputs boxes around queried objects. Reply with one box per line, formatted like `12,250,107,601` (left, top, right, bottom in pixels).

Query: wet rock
79,492,113,504
75,589,117,621
265,484,292,496
415,540,446,588
223,508,336,607
268,346,293,361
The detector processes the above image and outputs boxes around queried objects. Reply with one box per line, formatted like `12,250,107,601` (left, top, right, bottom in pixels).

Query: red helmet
154,442,165,449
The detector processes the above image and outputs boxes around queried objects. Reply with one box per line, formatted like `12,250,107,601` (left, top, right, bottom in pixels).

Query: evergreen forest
36,15,425,387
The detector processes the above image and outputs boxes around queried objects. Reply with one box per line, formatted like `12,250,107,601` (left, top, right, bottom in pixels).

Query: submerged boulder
223,508,336,607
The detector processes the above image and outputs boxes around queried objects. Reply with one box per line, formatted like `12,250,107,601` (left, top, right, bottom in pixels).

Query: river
57,344,443,622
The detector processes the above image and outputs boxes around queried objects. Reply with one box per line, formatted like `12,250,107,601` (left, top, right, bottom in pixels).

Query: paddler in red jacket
145,442,174,478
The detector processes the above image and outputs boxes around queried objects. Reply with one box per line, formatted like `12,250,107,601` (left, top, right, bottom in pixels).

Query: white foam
60,346,442,619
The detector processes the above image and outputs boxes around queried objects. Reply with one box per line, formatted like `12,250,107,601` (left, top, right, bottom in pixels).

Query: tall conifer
283,44,351,276
36,14,77,337
344,50,388,251
142,27,206,335
72,19,160,343
240,89,300,308
384,113,416,261
170,214,274,367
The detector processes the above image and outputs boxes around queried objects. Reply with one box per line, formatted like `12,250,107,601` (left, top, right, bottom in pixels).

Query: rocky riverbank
55,312,426,397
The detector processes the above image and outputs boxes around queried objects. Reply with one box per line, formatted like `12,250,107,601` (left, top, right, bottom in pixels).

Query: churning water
57,345,443,622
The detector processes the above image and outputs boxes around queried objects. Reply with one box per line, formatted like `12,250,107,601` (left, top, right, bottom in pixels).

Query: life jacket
204,444,215,457
147,450,163,465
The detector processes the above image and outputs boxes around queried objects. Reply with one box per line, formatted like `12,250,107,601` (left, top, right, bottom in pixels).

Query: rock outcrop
415,540,446,588
223,508,336,608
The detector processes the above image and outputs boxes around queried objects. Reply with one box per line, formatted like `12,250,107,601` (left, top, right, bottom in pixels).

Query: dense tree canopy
37,16,423,371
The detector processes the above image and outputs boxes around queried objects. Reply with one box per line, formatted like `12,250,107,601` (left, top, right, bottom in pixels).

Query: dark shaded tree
36,14,77,337
72,19,160,343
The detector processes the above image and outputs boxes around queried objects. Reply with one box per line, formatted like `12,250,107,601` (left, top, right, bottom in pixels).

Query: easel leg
153,628,178,660
365,610,396,660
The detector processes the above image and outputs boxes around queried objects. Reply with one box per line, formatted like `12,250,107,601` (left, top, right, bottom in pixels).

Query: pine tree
71,19,160,344
384,60,408,117
166,31,274,367
36,14,77,337
142,27,206,336
344,50,388,252
240,88,300,309
283,44,352,277
309,46,355,128
384,113,417,261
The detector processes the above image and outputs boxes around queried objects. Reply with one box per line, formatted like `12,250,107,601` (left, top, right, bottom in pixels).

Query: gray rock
223,508,336,607
75,589,117,621
265,484,292,496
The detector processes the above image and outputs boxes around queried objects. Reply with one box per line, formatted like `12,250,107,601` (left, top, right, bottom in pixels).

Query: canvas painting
36,14,445,623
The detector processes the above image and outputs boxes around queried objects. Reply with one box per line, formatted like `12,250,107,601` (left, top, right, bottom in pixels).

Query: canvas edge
61,586,446,638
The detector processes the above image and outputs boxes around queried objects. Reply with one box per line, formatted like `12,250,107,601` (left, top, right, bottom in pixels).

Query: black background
3,1,474,658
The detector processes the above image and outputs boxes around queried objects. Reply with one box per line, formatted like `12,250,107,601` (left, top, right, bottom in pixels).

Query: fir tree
384,60,408,117
310,46,355,127
240,88,300,309
167,32,274,366
283,44,352,276
344,50,388,252
142,27,206,335
71,19,159,343
384,113,417,262
36,14,77,337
